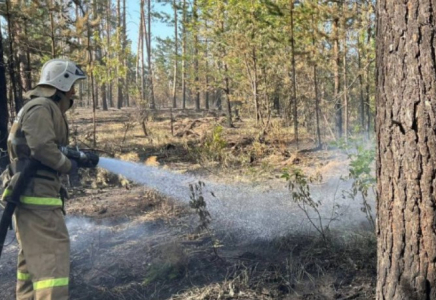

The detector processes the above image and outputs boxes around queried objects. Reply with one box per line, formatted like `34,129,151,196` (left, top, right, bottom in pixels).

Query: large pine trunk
376,0,436,299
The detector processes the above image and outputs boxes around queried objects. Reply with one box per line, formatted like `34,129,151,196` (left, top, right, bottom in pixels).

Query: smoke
98,157,375,239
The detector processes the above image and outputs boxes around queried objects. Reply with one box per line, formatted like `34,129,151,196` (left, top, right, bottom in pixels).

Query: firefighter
1,59,86,299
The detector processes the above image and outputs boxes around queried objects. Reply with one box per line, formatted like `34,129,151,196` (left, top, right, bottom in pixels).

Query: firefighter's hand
68,159,81,187
78,151,99,168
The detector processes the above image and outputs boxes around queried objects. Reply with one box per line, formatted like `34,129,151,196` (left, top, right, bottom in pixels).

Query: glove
68,159,81,187
79,151,99,168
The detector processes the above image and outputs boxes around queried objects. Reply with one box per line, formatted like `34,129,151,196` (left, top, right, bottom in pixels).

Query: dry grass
62,108,376,300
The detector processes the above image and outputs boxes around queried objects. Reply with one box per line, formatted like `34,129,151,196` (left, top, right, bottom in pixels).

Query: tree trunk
366,24,372,137
333,14,342,139
123,0,129,107
290,0,298,149
252,47,260,124
358,46,365,132
204,18,209,110
224,62,233,128
0,27,9,171
140,0,146,106
49,0,56,58
147,0,155,109
341,0,348,141
24,26,31,92
376,0,436,299
106,0,113,108
193,0,200,111
100,5,108,111
116,0,123,109
172,0,178,108
6,0,22,113
181,0,187,110
311,13,321,148
343,41,348,141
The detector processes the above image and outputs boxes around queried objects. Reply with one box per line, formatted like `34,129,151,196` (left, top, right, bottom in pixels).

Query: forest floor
0,107,376,300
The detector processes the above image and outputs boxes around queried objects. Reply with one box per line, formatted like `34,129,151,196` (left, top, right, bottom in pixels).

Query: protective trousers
14,207,70,300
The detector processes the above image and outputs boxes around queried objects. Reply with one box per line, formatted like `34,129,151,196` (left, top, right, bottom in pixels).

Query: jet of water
98,157,374,239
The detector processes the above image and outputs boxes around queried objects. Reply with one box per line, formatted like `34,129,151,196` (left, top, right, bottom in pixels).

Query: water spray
96,157,371,239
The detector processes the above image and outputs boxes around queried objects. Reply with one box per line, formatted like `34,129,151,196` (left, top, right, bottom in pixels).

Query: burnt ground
0,185,376,300
0,108,376,299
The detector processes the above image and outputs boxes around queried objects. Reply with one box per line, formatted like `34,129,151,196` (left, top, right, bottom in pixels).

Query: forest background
0,0,376,167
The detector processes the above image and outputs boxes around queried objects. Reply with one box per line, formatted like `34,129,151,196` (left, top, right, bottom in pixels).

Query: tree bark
147,0,155,109
252,47,260,124
376,0,436,299
140,0,146,105
100,4,108,111
204,18,209,110
24,25,31,92
193,0,200,111
0,26,9,171
6,0,22,114
116,0,123,109
49,0,56,58
290,0,298,149
358,45,365,132
366,24,372,137
172,0,178,109
342,0,348,142
311,13,321,149
123,0,129,107
333,13,342,139
182,0,187,110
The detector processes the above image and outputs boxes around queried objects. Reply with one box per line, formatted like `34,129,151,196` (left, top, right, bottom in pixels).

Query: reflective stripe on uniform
33,278,69,290
1,189,62,206
10,136,27,146
1,188,9,200
17,271,31,281
54,153,67,170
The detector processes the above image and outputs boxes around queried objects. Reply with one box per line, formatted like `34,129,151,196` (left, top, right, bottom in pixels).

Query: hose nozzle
59,146,99,168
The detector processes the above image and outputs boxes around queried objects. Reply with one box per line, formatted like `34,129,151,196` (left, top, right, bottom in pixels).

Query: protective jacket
1,87,73,209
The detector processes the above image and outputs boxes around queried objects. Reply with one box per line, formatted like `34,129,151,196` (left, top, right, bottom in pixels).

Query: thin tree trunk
89,4,97,146
290,0,298,149
224,62,233,128
6,0,22,113
253,47,260,124
181,0,186,110
49,0,56,58
123,0,129,107
140,0,146,105
100,4,108,111
147,0,155,109
204,19,209,111
342,1,348,142
376,0,436,298
358,46,365,131
172,0,178,109
136,17,141,86
366,24,372,137
342,42,348,141
312,15,321,149
24,26,31,91
116,0,122,109
0,26,9,170
193,0,200,111
333,14,342,139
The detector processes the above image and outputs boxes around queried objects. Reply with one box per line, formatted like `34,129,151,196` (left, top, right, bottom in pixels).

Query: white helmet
37,59,87,92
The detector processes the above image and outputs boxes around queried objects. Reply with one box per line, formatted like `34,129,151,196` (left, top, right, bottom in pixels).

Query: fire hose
0,147,99,259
